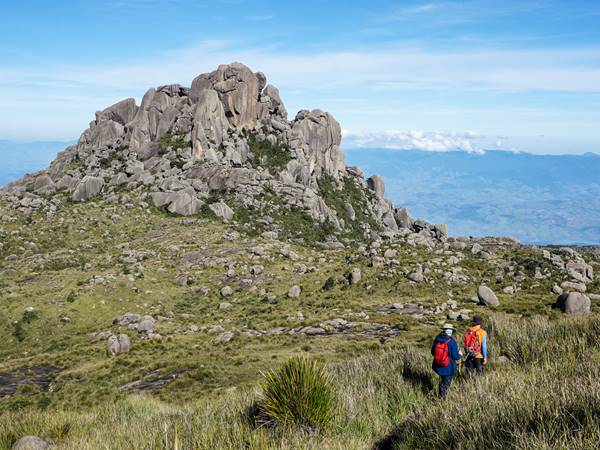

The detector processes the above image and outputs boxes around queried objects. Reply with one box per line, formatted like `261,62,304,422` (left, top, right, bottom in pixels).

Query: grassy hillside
1,317,598,449
1,196,599,449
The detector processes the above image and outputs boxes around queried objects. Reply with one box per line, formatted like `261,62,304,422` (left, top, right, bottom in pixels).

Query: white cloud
3,41,600,96
341,129,486,153
2,39,600,141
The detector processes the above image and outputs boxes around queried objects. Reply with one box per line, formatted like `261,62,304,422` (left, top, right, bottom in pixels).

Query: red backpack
433,338,451,367
464,329,482,356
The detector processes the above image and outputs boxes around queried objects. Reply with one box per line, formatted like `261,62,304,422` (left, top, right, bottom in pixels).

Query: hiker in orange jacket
463,316,488,376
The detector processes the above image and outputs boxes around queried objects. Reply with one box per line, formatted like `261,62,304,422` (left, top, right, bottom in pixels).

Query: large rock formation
190,63,263,129
290,109,345,177
0,62,446,243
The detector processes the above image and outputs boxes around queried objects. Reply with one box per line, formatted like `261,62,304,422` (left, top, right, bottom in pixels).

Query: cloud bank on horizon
342,129,490,153
1,0,599,155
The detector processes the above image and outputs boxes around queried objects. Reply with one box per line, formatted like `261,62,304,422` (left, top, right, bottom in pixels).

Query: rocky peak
190,62,264,129
70,62,343,178
1,62,446,245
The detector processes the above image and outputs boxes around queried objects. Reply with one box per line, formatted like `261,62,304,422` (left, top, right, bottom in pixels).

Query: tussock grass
257,354,335,431
490,314,600,366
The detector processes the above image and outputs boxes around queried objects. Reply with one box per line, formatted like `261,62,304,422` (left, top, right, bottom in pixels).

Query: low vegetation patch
158,130,188,154
319,175,379,240
233,193,337,243
275,207,337,243
1,191,598,449
375,316,600,450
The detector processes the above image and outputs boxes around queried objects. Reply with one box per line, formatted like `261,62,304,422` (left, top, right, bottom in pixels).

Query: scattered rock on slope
477,285,499,307
349,268,362,285
220,286,233,297
408,265,424,283
552,285,563,295
561,280,586,293
555,292,591,315
12,436,51,450
208,201,234,221
72,176,104,202
288,285,302,298
137,316,155,334
215,331,234,343
33,175,56,195
107,334,132,355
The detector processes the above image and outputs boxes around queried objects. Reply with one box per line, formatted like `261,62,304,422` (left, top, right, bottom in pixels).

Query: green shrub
234,192,337,244
13,321,26,342
98,148,127,169
22,309,38,323
66,290,77,303
99,156,113,169
246,132,291,173
274,208,337,243
322,277,335,291
257,354,335,432
171,159,186,170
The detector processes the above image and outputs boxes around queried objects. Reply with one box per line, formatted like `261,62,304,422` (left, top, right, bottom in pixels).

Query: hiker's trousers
438,374,454,398
465,356,484,375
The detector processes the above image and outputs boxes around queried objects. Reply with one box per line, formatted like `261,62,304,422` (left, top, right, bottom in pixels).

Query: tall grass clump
257,354,335,432
489,314,600,366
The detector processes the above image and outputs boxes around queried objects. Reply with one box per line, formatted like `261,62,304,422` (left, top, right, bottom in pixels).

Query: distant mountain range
0,140,73,187
2,140,598,245
345,148,600,245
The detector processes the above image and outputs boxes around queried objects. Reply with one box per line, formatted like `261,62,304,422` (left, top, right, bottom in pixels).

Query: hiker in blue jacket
431,323,463,399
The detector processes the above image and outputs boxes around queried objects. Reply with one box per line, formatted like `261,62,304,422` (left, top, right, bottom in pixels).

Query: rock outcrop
367,175,385,198
72,176,104,202
1,62,447,243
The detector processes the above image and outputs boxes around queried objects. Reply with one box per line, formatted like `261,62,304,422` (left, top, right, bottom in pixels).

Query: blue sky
1,0,600,154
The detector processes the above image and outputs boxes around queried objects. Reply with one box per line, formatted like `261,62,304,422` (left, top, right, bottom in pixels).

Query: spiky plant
257,354,335,432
